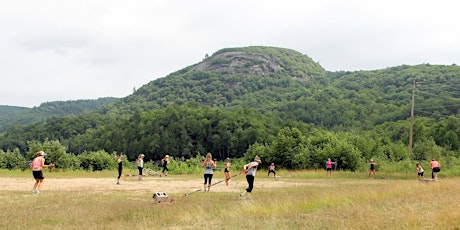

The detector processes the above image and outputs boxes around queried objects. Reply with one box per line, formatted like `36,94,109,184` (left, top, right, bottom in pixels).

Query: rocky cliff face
189,51,284,77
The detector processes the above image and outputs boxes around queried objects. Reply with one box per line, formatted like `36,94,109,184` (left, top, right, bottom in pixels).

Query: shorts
138,166,143,175
418,172,424,176
432,167,440,173
33,170,44,180
326,168,332,171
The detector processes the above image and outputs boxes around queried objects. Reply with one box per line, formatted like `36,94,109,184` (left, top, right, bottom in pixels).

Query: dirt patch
0,175,312,194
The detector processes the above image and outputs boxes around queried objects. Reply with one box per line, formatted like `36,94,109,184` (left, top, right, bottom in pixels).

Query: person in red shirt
430,158,441,180
326,158,336,176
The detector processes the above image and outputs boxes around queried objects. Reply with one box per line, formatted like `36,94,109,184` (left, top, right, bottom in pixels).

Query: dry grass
0,170,459,229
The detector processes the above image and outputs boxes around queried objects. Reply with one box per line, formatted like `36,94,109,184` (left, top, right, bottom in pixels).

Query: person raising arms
368,159,378,179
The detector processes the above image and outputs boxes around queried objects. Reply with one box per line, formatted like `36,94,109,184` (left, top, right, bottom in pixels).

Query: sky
1,0,459,107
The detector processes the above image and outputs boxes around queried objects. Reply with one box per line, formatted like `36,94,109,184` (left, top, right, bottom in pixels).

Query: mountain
1,46,460,160
103,46,326,113
104,46,460,129
0,97,117,132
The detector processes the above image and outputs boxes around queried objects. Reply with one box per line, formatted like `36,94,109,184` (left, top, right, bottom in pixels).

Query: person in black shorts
30,151,54,194
137,154,144,181
268,163,276,177
117,154,123,185
224,158,231,186
161,155,170,177
368,159,378,179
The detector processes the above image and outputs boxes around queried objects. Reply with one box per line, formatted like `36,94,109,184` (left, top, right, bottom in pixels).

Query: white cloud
1,0,459,107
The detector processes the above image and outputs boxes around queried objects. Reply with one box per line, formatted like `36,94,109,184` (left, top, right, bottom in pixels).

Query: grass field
0,169,459,229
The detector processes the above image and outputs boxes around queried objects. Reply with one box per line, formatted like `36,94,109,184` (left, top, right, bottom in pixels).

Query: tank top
246,162,258,176
138,159,143,168
31,157,42,170
204,161,214,174
418,166,424,173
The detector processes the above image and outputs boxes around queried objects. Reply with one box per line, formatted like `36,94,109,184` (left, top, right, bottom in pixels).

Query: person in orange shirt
430,158,441,180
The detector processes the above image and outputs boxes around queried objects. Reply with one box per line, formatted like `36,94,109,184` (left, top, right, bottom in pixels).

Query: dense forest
0,97,117,132
1,46,459,172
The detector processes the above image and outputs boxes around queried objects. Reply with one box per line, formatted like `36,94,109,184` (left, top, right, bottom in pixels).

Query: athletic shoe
240,193,244,197
32,191,36,194
35,191,40,194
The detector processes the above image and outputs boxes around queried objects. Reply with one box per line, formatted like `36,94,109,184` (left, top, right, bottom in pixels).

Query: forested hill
0,97,117,132
1,46,460,162
104,46,460,129
103,46,326,113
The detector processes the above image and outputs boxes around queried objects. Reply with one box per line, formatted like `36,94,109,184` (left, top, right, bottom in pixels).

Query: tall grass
1,171,459,229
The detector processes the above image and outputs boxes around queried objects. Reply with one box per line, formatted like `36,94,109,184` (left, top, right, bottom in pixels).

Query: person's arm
41,158,54,168
247,162,259,170
212,161,217,168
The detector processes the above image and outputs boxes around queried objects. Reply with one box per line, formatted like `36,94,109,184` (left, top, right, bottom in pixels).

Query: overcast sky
1,0,459,107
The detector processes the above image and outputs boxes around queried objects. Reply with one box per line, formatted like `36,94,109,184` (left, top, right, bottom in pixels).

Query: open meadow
0,170,459,230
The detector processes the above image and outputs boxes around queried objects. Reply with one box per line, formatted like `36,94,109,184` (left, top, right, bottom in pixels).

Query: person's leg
36,179,44,193
138,167,143,181
225,172,230,186
208,175,213,191
117,166,122,184
241,175,252,197
203,174,209,191
33,179,39,192
245,175,254,198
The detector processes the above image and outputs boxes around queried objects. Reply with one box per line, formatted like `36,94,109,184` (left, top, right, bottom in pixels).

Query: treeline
1,103,460,171
1,47,460,173
0,97,117,132
1,104,280,161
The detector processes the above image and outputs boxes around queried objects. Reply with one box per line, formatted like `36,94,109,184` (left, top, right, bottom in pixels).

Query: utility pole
409,79,416,157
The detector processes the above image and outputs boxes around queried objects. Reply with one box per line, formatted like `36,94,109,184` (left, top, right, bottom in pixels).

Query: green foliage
78,150,115,171
0,98,116,132
0,148,26,170
1,47,460,174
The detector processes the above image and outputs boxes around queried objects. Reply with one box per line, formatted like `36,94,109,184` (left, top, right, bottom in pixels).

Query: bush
0,148,27,170
78,150,115,171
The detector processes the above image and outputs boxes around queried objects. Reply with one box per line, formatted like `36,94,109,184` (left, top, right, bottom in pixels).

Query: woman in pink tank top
30,151,54,194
